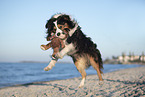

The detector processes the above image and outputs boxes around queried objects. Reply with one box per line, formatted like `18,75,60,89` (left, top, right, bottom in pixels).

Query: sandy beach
0,66,145,97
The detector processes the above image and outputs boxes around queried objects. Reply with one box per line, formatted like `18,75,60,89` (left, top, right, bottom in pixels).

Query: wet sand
0,66,145,97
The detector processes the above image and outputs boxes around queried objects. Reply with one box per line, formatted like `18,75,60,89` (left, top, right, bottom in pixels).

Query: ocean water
0,63,142,88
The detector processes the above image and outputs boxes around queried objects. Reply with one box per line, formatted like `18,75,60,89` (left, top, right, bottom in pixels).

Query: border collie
44,13,103,88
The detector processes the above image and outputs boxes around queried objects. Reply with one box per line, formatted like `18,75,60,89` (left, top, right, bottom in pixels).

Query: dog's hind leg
90,57,103,84
74,58,86,88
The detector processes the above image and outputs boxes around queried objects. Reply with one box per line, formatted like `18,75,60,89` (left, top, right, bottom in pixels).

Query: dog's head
45,14,78,40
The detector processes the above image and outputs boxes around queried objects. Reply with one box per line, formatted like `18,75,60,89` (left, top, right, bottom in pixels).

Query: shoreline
0,64,142,89
0,67,145,96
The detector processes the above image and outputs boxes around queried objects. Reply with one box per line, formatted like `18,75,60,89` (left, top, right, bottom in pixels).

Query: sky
0,0,145,63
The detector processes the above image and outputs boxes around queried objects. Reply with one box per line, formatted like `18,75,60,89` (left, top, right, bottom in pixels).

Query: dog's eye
59,26,62,29
64,28,70,32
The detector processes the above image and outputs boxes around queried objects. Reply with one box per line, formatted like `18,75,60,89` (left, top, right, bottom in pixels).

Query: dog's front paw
55,53,63,59
44,65,54,71
44,67,51,71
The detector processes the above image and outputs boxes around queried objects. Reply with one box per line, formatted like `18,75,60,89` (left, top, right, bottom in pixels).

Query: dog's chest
63,39,76,55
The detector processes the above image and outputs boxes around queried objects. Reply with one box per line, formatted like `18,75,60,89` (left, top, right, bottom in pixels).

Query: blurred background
0,0,145,63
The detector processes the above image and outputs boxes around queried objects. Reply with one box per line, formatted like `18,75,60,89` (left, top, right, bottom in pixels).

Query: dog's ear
46,36,50,41
63,15,75,29
45,19,51,29
58,15,75,29
45,18,56,29
46,35,50,41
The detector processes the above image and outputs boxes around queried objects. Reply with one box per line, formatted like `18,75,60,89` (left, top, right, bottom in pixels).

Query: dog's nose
57,33,60,36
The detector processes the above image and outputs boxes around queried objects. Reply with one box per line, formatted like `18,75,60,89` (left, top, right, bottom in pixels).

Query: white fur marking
79,78,85,88
53,21,63,34
56,43,75,58
55,23,78,58
53,14,62,18
44,60,57,71
69,23,78,36
53,21,66,39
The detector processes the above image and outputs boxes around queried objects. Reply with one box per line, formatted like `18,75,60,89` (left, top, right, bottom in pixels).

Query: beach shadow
105,79,145,85
0,82,49,89
17,82,76,91
104,79,145,96
6,82,50,88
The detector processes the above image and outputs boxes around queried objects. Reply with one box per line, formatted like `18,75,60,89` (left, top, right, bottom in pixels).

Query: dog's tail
95,49,103,74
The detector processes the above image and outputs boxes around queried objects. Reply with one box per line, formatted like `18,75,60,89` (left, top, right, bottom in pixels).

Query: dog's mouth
56,31,66,36
56,32,67,39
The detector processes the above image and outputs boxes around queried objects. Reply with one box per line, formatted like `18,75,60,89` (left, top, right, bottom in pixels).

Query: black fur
66,26,103,71
57,15,75,28
45,18,56,40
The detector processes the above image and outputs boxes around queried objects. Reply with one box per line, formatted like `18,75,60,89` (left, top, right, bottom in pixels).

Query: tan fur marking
74,57,87,88
57,23,69,31
89,57,103,81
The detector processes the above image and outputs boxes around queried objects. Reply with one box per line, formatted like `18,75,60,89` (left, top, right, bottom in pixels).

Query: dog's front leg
56,43,75,59
44,59,58,71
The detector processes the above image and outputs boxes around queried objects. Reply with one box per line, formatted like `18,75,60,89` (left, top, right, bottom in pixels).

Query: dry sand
0,66,145,97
